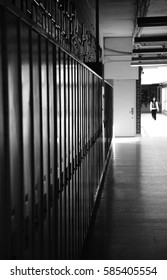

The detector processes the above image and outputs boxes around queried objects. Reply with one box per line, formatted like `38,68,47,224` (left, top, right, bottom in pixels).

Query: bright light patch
141,66,167,85
141,113,167,137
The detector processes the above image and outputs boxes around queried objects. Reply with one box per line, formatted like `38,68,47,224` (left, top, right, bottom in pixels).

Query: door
114,79,136,137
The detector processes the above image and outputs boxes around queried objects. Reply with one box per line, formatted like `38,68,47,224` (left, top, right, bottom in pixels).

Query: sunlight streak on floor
141,113,167,137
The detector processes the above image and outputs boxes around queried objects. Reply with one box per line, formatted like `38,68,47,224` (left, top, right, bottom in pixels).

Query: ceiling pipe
132,56,167,61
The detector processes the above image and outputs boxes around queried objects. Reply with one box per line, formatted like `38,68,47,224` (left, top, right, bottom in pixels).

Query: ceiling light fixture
131,61,167,67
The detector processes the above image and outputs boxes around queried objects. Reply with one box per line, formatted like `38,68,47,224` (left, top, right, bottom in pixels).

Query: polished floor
82,113,167,260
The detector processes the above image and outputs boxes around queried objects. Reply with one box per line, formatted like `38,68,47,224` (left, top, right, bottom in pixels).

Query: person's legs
151,110,155,119
152,109,157,120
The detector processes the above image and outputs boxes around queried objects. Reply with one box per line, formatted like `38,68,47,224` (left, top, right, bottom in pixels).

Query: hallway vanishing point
82,113,167,260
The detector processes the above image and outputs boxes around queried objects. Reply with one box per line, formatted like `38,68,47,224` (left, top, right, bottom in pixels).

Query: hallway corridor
82,114,167,260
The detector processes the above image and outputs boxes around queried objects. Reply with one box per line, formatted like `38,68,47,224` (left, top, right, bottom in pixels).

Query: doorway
114,79,136,137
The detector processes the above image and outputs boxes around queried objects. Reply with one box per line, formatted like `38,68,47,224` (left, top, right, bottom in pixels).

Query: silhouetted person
150,97,159,120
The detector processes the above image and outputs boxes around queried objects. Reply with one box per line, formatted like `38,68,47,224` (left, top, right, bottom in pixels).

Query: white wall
104,37,138,137
105,59,138,80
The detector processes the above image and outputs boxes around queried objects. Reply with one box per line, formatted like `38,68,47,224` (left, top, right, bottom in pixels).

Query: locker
0,7,6,259
87,71,90,152
75,168,79,259
81,66,85,242
48,41,56,259
82,67,85,157
61,188,66,259
87,149,91,217
86,153,90,228
84,155,89,237
72,173,77,259
71,58,74,174
62,54,68,260
65,53,69,185
0,2,114,259
68,56,73,259
77,63,81,165
57,48,65,259
77,60,81,252
6,11,23,259
89,72,94,146
40,35,49,259
74,61,78,258
69,177,73,259
67,56,71,181
65,54,71,259
81,159,85,244
85,69,88,153
20,21,33,259
56,46,60,191
74,60,78,170
72,59,77,259
57,194,61,259
60,49,65,190
78,163,83,255
84,69,87,156
68,56,72,179
31,29,42,259
69,58,74,259
74,58,78,256
65,181,70,259
77,63,81,255
81,66,84,159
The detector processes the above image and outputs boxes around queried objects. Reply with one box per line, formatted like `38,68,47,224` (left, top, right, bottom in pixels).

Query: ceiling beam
133,48,167,54
137,16,167,27
134,36,167,43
